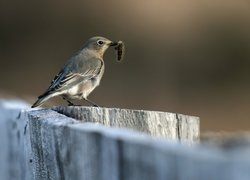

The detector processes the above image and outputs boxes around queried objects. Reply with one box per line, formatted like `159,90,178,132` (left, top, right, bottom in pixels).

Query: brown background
1,0,250,132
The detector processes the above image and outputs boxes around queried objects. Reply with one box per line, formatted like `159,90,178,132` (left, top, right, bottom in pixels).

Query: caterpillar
114,41,125,61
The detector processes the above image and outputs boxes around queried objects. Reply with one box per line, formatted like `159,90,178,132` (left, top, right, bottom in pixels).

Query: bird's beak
109,42,118,46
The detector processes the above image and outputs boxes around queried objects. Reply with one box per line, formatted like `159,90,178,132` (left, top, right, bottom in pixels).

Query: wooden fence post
0,100,31,180
53,106,199,143
7,100,250,180
2,100,250,180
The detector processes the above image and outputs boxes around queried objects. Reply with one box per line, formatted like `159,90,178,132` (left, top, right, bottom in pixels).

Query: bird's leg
67,100,75,106
84,98,99,107
62,97,75,106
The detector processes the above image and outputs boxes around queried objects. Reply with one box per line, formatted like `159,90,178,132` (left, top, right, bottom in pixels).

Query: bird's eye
97,40,104,46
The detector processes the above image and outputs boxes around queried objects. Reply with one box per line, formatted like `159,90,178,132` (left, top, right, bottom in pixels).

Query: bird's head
84,36,118,58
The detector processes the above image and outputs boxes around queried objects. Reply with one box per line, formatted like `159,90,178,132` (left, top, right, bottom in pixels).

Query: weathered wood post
26,107,199,180
0,100,31,180
53,106,200,143
3,100,250,180
0,99,202,180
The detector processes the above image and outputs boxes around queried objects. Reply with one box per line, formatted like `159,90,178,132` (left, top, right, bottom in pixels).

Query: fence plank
26,109,250,180
3,100,250,180
0,100,31,180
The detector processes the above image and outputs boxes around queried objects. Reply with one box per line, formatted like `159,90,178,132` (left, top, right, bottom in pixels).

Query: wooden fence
1,99,250,180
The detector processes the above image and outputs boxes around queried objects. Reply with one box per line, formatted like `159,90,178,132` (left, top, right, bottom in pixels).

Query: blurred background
0,0,250,132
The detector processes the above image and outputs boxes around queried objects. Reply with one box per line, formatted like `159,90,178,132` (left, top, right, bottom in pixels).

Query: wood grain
53,106,199,143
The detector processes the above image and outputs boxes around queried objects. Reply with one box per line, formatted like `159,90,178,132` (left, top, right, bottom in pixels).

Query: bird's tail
31,92,54,108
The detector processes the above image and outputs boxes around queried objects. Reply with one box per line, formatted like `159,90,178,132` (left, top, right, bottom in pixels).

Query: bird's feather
32,57,103,107
46,57,102,93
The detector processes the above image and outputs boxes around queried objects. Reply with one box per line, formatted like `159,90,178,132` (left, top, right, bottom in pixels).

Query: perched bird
31,36,119,108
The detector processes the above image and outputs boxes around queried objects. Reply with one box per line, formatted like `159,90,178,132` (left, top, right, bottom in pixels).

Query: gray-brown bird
32,36,119,108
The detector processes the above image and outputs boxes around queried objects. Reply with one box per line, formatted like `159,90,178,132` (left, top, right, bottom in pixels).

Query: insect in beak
114,41,125,61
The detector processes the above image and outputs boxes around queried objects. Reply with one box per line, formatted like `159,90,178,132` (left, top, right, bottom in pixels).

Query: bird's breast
65,66,105,99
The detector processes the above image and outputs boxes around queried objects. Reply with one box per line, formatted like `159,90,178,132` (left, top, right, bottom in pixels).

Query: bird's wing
40,58,103,97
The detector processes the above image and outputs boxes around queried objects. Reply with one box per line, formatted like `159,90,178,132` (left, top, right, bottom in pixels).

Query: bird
31,36,119,108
